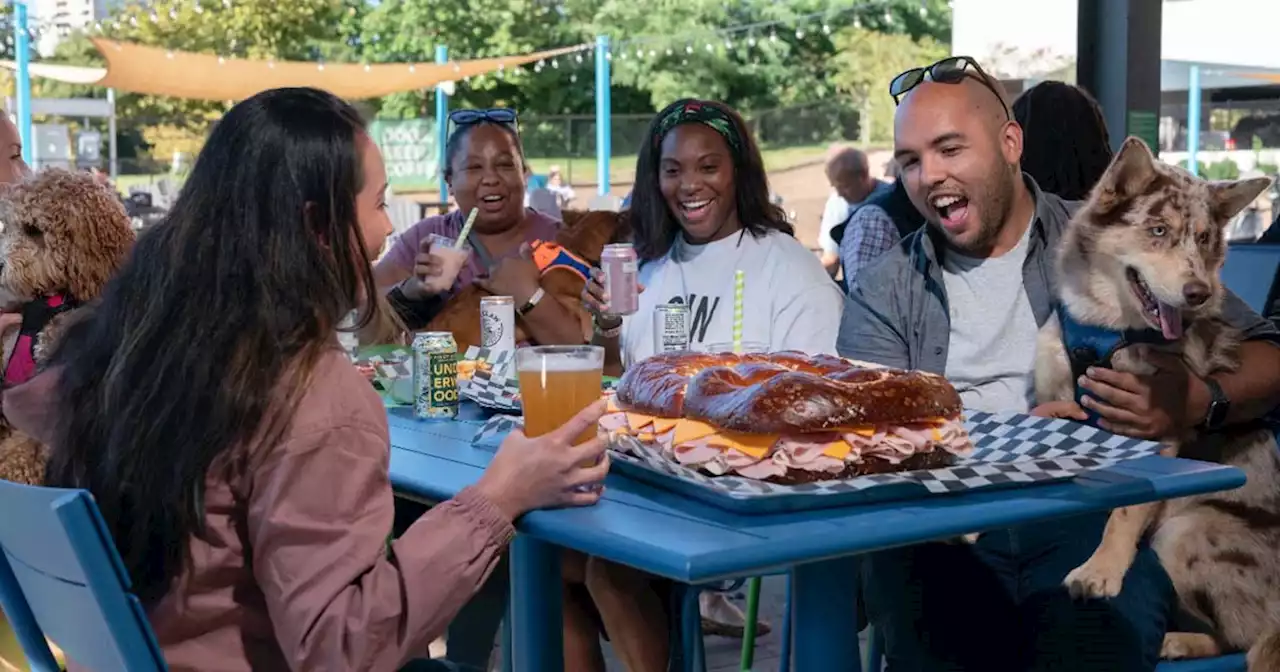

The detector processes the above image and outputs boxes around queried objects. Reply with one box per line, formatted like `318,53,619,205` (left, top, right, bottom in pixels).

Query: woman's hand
475,400,611,520
474,243,542,304
581,268,644,327
399,237,446,301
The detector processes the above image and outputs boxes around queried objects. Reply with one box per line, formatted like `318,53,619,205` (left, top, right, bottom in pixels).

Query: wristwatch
517,287,546,317
1202,376,1230,431
594,315,623,339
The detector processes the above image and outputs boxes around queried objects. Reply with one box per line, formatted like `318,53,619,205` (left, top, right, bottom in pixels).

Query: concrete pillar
1076,0,1163,153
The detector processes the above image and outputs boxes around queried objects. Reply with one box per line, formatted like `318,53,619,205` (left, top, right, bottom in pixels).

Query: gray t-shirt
941,219,1039,413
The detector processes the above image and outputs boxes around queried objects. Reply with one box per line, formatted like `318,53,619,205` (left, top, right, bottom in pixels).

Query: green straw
732,269,744,353
454,208,479,249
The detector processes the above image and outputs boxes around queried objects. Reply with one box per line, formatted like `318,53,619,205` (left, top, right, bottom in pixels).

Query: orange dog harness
531,240,594,281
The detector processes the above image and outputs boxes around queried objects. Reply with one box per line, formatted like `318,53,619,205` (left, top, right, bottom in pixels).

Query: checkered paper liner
469,411,1164,513
458,347,618,412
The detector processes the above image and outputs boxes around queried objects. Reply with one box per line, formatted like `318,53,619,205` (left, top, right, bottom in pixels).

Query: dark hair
442,121,525,182
44,87,383,605
1013,81,1113,201
630,99,792,261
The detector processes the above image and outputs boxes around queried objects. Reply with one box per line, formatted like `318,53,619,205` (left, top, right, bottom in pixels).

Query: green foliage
829,25,947,143
1180,158,1243,181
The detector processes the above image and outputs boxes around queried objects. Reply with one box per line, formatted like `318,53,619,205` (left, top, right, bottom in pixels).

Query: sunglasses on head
448,108,519,129
889,56,1010,119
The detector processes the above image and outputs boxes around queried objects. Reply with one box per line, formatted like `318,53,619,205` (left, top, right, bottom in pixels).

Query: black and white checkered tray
458,346,618,412
471,411,1163,514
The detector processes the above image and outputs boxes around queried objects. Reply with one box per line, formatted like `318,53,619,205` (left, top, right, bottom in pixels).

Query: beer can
480,296,516,354
601,243,640,316
653,303,691,353
412,331,459,419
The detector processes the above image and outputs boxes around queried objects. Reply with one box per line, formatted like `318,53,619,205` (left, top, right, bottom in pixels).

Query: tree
830,26,947,143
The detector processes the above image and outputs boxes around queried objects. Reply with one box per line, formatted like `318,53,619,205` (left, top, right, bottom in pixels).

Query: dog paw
1161,633,1219,660
1063,558,1124,599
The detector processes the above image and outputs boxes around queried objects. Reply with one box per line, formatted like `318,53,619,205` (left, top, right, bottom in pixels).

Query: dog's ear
1091,137,1160,217
1208,177,1272,225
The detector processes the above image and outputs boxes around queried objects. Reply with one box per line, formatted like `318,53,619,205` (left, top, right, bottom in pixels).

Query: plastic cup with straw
422,208,478,295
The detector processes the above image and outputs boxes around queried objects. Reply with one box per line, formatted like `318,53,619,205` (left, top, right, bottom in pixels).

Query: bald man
817,146,890,275
839,59,1280,670
0,115,29,186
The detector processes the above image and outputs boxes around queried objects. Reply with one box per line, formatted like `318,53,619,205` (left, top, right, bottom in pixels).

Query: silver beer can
480,295,516,355
412,331,459,419
653,303,691,353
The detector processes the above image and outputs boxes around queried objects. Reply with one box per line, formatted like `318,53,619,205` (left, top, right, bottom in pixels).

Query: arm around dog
1200,291,1280,425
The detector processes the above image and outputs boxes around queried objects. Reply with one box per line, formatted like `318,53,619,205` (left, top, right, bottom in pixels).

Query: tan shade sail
8,38,589,101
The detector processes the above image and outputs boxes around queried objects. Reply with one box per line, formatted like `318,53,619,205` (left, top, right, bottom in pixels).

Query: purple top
383,209,562,299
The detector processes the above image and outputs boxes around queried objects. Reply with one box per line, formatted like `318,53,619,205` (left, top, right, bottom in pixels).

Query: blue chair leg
501,609,513,672
778,572,792,672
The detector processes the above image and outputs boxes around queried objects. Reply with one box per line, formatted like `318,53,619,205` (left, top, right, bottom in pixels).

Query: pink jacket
4,347,514,671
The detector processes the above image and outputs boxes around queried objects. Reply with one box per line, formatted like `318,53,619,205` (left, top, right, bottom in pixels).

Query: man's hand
1029,400,1089,421
1078,352,1208,439
474,242,542,305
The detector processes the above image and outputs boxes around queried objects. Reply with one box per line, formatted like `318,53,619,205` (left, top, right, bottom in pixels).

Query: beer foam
517,352,602,373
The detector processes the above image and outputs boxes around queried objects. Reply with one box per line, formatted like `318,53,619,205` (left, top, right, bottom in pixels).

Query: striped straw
732,269,744,353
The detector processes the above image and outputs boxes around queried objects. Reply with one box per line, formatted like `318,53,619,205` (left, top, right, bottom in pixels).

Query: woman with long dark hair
1012,80,1113,201
570,99,845,671
4,87,608,671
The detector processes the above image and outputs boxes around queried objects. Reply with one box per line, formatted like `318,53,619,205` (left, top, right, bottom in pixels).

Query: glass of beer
516,345,605,444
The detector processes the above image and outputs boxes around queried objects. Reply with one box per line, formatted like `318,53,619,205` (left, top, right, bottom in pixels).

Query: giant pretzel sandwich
600,351,974,484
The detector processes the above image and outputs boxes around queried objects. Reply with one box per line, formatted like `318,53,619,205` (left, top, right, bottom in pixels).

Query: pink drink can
601,243,640,315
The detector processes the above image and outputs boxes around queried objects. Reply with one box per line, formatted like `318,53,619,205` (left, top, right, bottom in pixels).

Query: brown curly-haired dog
0,168,135,485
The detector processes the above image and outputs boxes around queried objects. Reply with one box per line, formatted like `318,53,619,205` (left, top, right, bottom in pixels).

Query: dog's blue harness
1056,303,1172,428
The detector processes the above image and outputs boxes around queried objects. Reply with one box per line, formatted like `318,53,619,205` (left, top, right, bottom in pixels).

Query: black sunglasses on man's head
448,108,519,130
889,56,1010,119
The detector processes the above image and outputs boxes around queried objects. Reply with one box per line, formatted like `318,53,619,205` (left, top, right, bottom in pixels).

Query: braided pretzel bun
616,351,963,434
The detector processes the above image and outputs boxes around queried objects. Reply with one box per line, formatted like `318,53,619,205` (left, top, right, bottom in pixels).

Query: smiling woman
372,108,585,347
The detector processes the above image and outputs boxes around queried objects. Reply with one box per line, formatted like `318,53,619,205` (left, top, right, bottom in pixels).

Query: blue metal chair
0,551,60,671
671,575,795,672
1222,243,1280,314
0,479,167,671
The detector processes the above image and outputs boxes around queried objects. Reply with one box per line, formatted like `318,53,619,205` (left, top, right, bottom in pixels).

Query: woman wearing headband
568,99,846,672
374,108,584,346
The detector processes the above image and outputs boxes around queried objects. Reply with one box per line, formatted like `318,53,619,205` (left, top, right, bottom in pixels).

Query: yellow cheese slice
707,431,780,459
821,441,852,460
845,426,876,437
606,397,621,413
636,431,656,442
626,412,656,431
932,428,943,442
650,417,679,434
672,418,721,444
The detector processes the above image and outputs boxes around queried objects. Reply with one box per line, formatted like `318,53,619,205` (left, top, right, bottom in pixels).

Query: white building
33,0,114,56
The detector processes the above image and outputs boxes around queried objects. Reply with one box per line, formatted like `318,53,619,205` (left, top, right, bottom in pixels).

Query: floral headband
651,100,744,155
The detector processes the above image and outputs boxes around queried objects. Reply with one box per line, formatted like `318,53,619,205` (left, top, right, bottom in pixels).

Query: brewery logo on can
412,331,459,419
480,296,516,353
601,243,640,316
653,303,691,353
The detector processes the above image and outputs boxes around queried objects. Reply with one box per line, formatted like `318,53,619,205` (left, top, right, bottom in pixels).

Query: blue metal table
388,404,1246,672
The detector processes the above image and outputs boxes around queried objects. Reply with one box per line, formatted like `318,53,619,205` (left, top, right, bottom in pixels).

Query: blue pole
14,0,32,165
1187,64,1201,177
594,35,611,196
435,44,449,204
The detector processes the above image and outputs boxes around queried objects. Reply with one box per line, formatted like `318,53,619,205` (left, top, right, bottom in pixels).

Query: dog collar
3,293,79,388
1056,302,1171,428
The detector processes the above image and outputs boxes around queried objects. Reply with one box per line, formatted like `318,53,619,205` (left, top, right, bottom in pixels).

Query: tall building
33,0,114,56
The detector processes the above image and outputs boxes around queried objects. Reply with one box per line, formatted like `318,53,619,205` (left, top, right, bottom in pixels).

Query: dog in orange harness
424,209,631,352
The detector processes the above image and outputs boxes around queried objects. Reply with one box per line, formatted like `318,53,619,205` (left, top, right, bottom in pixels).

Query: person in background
1012,80,1113,201
832,176,925,292
3,87,610,672
817,145,891,276
841,56,1280,671
569,98,845,672
0,116,29,186
374,109,583,346
546,164,577,208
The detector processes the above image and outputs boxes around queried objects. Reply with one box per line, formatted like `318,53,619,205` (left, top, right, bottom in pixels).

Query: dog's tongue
1157,301,1184,340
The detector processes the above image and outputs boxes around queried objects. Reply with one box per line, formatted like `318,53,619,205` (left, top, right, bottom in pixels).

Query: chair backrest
527,174,550,191
527,188,563,221
1222,243,1280,314
0,480,166,671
